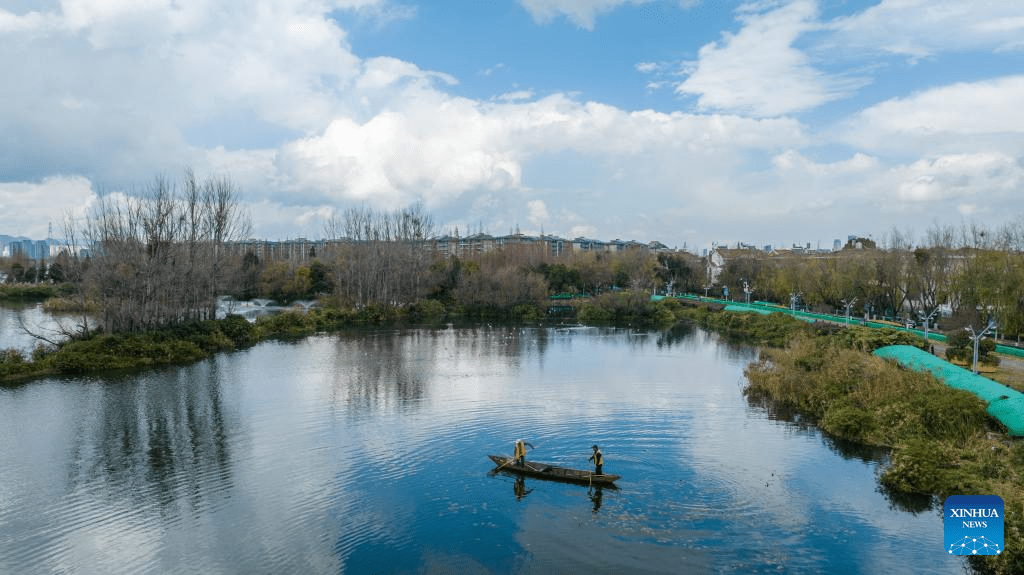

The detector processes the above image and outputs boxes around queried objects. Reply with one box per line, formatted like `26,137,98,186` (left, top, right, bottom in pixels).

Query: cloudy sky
1,0,1022,251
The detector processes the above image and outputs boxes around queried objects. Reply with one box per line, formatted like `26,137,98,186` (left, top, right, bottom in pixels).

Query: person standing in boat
589,444,603,476
514,439,533,466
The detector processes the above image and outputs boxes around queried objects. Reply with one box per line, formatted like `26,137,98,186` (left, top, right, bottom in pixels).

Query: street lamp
841,297,858,325
965,317,998,375
921,307,941,343
743,280,753,304
789,292,802,312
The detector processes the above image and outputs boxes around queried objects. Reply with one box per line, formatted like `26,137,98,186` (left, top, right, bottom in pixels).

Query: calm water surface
0,320,966,574
0,301,81,355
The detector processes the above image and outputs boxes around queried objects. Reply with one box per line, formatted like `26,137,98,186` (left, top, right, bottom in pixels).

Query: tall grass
745,335,1023,574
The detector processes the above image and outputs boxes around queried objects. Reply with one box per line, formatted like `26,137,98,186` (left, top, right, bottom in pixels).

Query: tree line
7,169,1021,341
0,171,705,334
716,222,1024,340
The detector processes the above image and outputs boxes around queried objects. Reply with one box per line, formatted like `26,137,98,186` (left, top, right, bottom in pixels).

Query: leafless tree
62,171,251,334
324,204,438,308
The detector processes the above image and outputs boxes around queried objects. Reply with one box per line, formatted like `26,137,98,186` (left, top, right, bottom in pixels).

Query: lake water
0,301,83,356
0,318,966,574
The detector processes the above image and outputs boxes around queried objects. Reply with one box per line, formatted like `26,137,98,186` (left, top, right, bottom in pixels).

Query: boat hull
488,455,620,485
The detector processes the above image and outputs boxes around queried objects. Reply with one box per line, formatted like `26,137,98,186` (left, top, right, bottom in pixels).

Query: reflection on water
0,325,965,574
514,476,533,501
745,390,942,516
588,485,604,514
0,302,85,355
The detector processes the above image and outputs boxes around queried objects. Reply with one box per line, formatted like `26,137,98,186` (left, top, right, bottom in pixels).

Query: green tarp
723,305,773,315
874,345,1024,437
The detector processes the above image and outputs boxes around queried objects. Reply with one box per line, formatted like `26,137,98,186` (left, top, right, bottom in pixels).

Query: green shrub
910,388,988,442
219,314,258,346
510,303,542,321
832,326,926,352
578,304,613,323
880,438,960,494
409,299,447,321
0,348,26,365
821,403,876,442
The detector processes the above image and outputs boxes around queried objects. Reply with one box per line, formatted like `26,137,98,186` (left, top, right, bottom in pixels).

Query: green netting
662,294,1018,350
723,305,773,315
874,345,1024,436
997,344,1024,358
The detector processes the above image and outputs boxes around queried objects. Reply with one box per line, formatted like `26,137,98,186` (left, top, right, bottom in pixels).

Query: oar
494,457,516,471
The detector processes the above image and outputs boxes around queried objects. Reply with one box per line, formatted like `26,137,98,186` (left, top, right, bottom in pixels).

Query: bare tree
62,171,251,334
324,204,438,308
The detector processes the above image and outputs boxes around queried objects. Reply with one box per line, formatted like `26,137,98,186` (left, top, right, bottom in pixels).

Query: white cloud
518,0,652,30
892,153,1024,204
840,76,1024,154
750,146,1024,240
635,61,658,73
480,62,508,77
496,90,534,102
0,177,97,238
772,150,878,175
527,200,549,227
0,0,369,187
830,0,1024,58
569,224,598,238
676,0,864,117
275,83,806,216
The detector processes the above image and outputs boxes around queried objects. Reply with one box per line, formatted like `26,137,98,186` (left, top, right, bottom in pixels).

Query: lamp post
921,307,941,343
790,292,801,312
965,317,998,375
841,297,858,325
743,280,753,304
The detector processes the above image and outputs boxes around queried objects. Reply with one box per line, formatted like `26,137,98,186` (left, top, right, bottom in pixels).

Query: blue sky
1,0,1023,251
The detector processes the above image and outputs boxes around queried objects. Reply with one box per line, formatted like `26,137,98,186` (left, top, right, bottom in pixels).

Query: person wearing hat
588,444,603,476
514,439,533,466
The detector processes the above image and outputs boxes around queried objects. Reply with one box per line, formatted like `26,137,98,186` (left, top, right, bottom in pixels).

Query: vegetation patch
577,290,680,327
673,304,812,347
744,335,1023,575
0,284,60,301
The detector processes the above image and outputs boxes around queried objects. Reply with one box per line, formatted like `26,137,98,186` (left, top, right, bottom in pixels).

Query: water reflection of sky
0,302,83,354
0,325,966,574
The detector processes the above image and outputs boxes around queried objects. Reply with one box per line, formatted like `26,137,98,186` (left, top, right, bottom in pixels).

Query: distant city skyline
2,1,1023,250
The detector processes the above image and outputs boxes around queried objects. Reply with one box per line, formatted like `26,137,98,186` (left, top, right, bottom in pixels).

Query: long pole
973,335,980,375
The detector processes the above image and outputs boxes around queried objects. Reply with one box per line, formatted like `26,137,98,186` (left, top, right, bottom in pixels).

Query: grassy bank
0,305,403,382
0,298,550,383
745,333,1023,574
670,301,814,347
0,284,62,301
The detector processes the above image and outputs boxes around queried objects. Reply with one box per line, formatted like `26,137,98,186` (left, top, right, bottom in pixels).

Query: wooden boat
488,455,621,486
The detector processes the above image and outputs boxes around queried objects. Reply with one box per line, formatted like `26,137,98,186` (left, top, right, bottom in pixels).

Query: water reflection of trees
656,323,696,348
67,362,232,512
744,390,939,515
327,331,429,410
325,326,554,411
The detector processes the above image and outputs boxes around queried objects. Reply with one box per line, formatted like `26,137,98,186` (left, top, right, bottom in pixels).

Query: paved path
929,340,1024,391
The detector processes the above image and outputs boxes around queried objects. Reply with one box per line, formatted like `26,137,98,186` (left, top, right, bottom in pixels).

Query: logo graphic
945,495,1004,556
